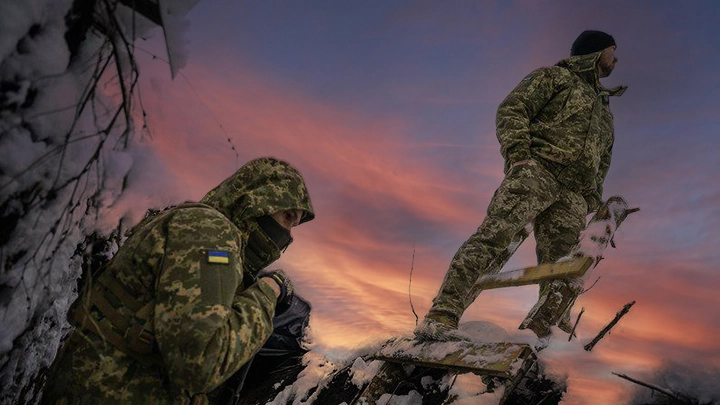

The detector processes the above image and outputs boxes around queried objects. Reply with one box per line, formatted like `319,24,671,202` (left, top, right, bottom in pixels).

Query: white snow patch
420,375,438,390
349,357,383,388
446,373,503,405
0,0,199,401
456,321,509,343
376,389,423,405
266,351,339,405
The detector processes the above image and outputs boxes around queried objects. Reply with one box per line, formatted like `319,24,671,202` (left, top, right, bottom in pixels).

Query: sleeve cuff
257,279,278,303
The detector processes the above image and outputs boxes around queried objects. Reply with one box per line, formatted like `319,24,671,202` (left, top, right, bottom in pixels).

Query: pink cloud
131,30,720,403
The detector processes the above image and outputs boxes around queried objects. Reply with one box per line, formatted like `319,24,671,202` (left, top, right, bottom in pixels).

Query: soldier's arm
589,140,613,212
154,208,277,395
496,68,557,166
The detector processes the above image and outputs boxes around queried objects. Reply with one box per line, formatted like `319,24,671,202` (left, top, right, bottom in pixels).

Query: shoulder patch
207,249,230,265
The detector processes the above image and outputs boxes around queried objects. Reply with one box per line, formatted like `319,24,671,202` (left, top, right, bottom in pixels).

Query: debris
474,257,593,290
612,372,694,404
567,307,584,342
584,301,635,351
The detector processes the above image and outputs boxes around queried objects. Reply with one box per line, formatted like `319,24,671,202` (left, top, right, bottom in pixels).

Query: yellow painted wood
475,256,593,290
373,337,534,379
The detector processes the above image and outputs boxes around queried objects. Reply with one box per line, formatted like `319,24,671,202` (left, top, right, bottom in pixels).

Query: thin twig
134,45,240,165
409,240,419,326
584,301,635,351
580,276,601,295
612,372,690,403
568,307,584,342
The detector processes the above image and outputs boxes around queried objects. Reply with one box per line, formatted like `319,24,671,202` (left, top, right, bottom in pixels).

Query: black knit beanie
571,30,616,56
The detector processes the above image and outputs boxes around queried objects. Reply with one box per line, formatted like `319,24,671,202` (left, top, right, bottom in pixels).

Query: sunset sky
126,2,720,403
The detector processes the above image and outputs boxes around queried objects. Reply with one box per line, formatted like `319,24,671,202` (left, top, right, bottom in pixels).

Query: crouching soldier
42,157,315,404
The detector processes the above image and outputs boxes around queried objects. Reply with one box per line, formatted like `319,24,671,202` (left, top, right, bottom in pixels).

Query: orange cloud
130,37,720,404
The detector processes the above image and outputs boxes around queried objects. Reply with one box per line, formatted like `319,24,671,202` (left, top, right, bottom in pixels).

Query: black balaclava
243,215,293,276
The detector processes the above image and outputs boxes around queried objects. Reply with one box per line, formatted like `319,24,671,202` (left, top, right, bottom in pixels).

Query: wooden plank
474,256,593,290
372,337,534,379
500,355,536,405
354,361,408,404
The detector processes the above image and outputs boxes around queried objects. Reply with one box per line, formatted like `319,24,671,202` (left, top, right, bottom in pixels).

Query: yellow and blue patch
207,250,230,265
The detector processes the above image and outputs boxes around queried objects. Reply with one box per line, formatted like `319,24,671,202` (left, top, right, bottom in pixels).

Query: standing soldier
416,31,627,340
42,157,314,404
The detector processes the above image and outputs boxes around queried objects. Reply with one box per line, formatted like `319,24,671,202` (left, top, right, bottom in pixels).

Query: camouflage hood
200,157,315,229
556,51,627,96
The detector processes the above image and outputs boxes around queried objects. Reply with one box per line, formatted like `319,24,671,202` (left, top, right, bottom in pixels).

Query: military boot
413,309,469,341
520,279,581,338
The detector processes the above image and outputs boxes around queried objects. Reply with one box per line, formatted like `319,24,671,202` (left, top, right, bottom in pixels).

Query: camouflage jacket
42,158,314,404
496,51,626,211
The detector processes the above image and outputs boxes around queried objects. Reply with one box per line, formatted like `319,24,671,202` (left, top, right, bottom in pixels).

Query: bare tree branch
612,372,692,404
408,240,419,326
568,307,584,342
584,301,635,351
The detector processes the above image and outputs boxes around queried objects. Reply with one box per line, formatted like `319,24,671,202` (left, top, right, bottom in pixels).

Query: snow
0,2,705,404
257,323,507,404
1,0,79,363
506,222,533,255
575,198,629,259
446,374,503,405
263,321,541,404
349,357,384,388
376,389,423,405
267,351,339,405
0,0,199,401
420,375,437,390
262,336,394,404
458,321,512,343
0,1,71,64
157,0,200,78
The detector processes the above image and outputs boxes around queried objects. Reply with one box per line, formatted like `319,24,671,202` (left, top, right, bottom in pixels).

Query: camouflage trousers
429,161,587,320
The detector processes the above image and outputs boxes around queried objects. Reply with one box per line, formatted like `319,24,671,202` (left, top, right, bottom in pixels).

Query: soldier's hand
259,269,294,305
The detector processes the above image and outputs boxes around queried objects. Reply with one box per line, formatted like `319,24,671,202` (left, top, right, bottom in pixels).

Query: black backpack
214,294,312,405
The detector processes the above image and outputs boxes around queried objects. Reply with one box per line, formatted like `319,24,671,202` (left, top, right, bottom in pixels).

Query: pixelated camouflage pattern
520,196,638,337
428,162,587,319
424,51,627,332
42,157,314,404
496,51,626,212
200,157,314,227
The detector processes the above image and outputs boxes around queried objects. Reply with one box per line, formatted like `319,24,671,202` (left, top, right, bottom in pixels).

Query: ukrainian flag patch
207,250,230,265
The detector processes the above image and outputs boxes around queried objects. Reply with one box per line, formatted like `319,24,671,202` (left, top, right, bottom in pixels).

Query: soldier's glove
259,269,294,306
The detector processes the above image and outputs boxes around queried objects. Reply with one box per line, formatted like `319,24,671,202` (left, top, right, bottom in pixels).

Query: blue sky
131,1,720,403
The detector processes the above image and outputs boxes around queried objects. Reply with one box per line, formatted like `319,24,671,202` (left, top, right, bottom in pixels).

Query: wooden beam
373,337,534,379
474,256,593,290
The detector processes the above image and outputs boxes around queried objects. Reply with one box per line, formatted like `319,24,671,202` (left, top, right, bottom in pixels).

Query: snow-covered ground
264,321,536,405
0,0,197,402
1,2,717,405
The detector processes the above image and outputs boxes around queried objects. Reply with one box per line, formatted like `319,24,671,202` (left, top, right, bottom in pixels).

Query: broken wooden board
354,361,411,404
372,336,535,379
474,256,593,290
